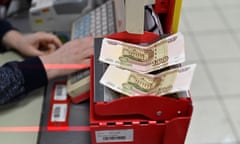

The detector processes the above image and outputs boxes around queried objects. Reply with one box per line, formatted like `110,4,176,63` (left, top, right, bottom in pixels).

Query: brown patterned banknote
100,64,196,96
99,32,185,73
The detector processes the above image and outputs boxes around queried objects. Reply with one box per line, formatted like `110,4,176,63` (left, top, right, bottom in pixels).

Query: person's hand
2,30,62,57
39,36,94,80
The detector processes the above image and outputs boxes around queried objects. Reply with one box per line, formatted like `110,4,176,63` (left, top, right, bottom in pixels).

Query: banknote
100,64,196,96
99,32,185,73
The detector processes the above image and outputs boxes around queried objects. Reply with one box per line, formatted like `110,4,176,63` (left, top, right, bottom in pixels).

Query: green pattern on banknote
120,45,154,62
123,73,161,93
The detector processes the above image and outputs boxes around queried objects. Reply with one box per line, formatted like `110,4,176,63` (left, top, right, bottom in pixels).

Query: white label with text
96,129,133,143
54,84,67,101
51,104,67,122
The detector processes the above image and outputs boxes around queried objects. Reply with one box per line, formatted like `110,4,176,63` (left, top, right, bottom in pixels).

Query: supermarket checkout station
0,0,193,144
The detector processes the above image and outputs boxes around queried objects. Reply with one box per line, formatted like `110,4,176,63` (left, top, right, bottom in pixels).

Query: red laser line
47,126,90,131
44,64,90,69
0,126,39,132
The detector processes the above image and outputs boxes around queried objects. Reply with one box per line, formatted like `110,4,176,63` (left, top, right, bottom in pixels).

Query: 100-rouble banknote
100,64,196,96
99,32,185,73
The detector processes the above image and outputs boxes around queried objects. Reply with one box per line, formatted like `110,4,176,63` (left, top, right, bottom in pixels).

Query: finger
74,39,94,53
80,46,94,58
79,58,91,66
41,43,57,53
35,32,63,48
50,35,63,48
27,47,46,56
82,36,94,48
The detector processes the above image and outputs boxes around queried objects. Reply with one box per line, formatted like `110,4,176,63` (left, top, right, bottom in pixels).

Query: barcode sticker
51,104,67,122
54,84,67,101
96,129,133,143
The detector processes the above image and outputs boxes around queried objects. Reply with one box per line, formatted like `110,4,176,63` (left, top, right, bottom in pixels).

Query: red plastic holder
47,82,71,130
89,55,193,144
106,0,177,44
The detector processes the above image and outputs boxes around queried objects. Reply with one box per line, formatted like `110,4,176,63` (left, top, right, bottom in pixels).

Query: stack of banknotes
99,32,196,97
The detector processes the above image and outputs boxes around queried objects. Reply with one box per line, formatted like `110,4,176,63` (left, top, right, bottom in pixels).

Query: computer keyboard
71,0,116,39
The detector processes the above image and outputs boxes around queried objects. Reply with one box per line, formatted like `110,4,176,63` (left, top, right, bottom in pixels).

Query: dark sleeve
0,19,15,52
0,57,48,104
